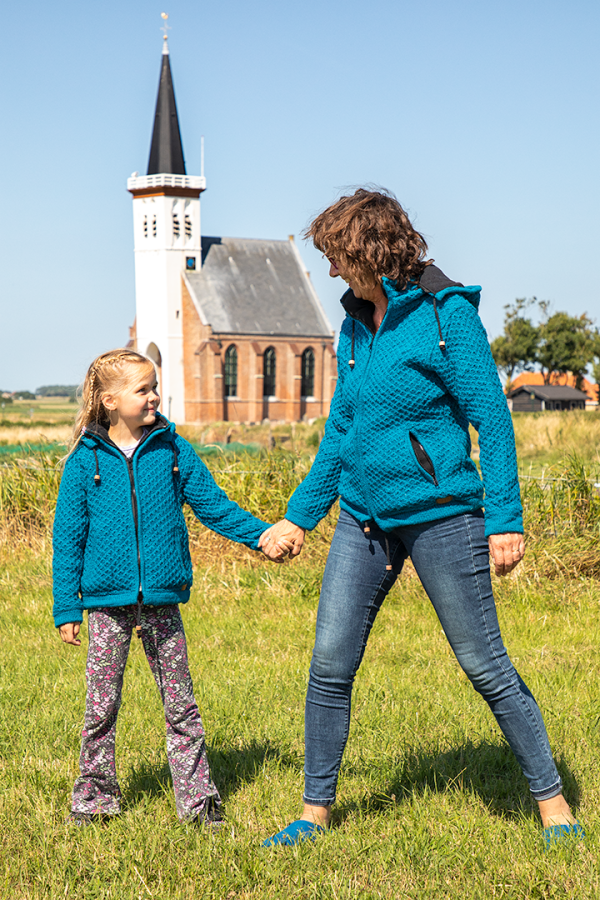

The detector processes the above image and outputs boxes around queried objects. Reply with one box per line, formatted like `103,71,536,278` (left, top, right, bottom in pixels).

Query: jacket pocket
409,432,439,486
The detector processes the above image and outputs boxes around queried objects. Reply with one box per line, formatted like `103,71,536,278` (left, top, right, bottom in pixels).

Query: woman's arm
440,301,523,538
283,334,353,531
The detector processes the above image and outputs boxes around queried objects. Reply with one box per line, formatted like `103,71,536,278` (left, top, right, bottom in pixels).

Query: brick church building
127,32,336,424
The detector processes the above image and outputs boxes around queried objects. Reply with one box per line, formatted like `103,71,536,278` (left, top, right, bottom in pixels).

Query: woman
260,188,582,849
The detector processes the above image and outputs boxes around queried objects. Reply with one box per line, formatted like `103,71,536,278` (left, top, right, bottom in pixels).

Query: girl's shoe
65,812,108,827
544,822,585,850
192,797,224,831
262,819,325,847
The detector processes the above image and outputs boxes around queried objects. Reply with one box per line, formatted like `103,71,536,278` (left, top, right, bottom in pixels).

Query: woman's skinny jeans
303,509,562,806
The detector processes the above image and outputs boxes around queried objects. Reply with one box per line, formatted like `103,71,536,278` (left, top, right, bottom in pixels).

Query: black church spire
147,40,186,176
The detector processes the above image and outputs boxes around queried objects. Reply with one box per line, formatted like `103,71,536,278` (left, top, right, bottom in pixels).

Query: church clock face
186,257,196,271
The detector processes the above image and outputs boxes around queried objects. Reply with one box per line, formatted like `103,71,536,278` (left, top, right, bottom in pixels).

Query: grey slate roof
508,384,588,401
184,237,333,337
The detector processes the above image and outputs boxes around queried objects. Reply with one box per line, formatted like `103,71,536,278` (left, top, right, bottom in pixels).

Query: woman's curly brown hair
303,188,429,289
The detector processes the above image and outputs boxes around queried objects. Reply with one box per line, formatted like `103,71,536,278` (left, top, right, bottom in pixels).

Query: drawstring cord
384,536,393,572
93,448,101,484
171,442,180,474
432,297,446,350
418,280,447,351
348,281,446,367
349,320,356,368
363,521,393,572
135,593,143,639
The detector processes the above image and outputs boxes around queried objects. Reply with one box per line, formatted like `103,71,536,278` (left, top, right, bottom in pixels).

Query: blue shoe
262,819,325,847
544,822,585,850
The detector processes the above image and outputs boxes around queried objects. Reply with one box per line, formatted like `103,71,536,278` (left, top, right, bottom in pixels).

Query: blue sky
1,0,599,390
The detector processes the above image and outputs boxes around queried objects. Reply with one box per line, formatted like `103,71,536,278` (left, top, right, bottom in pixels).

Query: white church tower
127,27,205,422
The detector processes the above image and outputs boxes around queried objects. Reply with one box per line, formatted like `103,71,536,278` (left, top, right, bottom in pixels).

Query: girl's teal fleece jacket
52,416,269,628
285,267,523,538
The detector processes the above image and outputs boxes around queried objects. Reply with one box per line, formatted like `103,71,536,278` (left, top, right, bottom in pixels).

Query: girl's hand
260,520,306,558
488,533,525,576
260,533,295,563
59,623,81,646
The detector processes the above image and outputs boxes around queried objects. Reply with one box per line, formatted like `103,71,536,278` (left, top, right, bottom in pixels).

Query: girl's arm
176,438,271,549
52,456,89,629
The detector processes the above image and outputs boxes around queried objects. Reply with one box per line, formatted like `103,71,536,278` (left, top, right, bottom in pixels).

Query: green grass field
1,410,600,898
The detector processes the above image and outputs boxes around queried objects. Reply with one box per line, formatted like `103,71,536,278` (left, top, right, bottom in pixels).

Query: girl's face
103,366,160,430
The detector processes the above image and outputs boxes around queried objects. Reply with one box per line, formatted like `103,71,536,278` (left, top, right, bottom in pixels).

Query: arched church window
301,348,315,397
152,216,157,237
185,215,192,239
172,215,181,240
224,346,238,397
263,347,276,397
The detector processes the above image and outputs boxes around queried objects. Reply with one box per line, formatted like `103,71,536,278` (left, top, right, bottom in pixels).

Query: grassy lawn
1,411,600,898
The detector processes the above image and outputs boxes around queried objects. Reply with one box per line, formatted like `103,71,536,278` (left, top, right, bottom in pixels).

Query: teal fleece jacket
52,416,269,628
285,267,523,537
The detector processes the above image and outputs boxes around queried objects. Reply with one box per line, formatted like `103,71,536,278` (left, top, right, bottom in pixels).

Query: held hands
58,622,81,646
488,533,525,576
259,519,306,561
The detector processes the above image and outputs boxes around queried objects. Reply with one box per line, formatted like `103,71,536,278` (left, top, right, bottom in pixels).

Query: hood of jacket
340,263,480,334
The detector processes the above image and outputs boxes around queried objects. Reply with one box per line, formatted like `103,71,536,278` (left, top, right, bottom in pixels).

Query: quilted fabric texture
53,416,269,627
286,275,523,538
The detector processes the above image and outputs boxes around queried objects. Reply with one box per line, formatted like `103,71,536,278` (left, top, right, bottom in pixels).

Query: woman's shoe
262,819,325,847
543,822,585,850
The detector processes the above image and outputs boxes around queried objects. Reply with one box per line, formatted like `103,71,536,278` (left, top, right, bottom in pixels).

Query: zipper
409,432,438,486
353,315,387,518
125,456,144,638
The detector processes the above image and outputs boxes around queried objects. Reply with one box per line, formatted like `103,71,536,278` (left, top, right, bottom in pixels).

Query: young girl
53,349,286,827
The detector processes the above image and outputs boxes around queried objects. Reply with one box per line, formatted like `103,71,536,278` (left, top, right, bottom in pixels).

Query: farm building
127,33,336,424
509,371,597,406
508,384,588,412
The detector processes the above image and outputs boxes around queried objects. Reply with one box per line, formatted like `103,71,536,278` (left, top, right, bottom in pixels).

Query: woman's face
326,255,379,302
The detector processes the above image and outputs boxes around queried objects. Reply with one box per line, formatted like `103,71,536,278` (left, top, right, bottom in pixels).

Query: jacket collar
339,263,481,327
81,413,173,451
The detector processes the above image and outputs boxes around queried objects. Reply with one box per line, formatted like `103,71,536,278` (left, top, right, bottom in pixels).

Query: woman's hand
488,533,525,576
260,532,295,563
59,623,81,646
259,520,306,559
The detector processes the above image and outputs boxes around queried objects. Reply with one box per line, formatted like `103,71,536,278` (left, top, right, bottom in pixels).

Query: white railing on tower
127,173,206,191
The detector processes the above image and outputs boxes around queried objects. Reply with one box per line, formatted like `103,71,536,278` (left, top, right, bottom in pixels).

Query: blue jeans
304,509,562,805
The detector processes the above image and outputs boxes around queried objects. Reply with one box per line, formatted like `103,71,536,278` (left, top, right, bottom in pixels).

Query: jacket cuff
284,505,318,531
484,511,524,538
54,606,84,629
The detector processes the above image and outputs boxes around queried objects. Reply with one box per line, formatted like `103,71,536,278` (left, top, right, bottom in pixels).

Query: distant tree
490,298,540,390
536,302,599,388
13,390,36,400
36,384,78,398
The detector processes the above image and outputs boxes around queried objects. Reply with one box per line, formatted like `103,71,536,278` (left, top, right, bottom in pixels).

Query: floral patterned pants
71,604,221,821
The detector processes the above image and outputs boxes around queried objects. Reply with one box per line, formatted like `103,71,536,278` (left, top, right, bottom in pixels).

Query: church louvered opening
185,215,192,239
263,347,276,397
224,345,238,397
301,348,315,397
172,215,181,240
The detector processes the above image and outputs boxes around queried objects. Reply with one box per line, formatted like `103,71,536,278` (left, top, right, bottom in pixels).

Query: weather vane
161,12,171,41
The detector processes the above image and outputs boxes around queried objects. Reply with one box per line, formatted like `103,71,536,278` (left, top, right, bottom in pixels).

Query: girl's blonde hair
69,349,156,452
